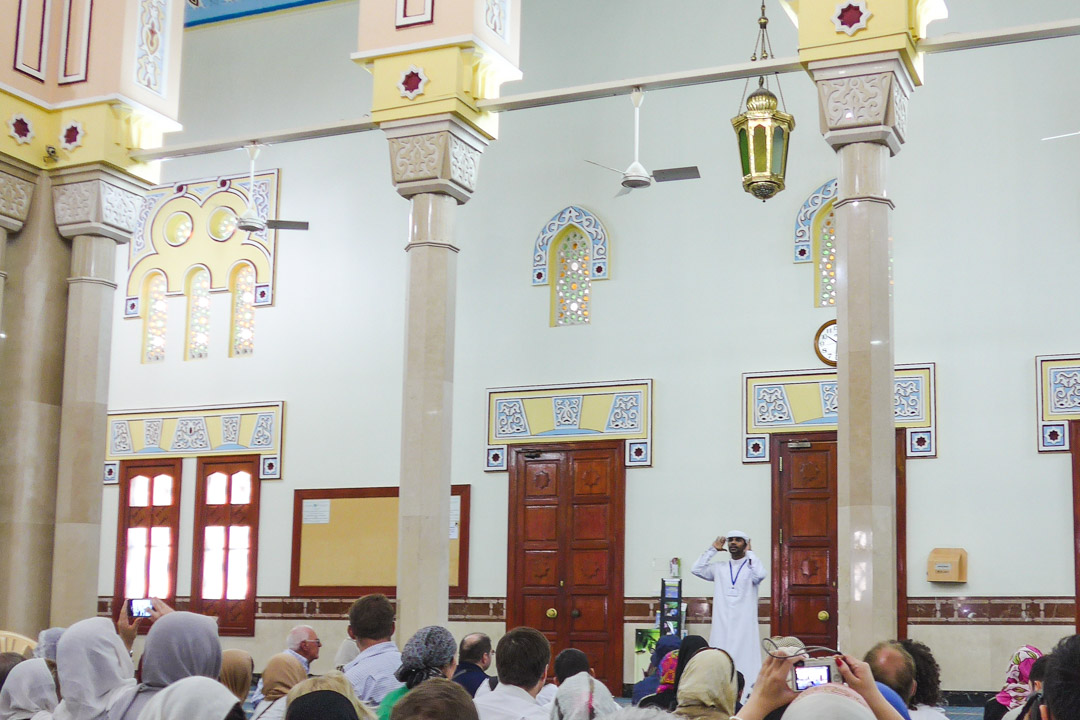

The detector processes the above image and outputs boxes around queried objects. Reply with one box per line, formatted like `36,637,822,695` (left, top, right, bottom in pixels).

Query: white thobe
691,546,767,696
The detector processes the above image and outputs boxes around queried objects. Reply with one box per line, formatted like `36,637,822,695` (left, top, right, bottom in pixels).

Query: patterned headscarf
394,626,456,689
656,651,679,693
995,646,1043,709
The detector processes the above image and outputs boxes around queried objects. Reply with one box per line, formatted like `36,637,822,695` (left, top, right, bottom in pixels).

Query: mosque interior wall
87,0,1080,691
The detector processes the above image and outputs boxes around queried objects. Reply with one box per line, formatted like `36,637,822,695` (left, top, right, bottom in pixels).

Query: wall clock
814,320,838,367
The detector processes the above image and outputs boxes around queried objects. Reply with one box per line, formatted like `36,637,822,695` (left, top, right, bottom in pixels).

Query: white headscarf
0,658,58,720
110,612,222,720
53,618,136,720
550,672,620,720
138,677,240,720
33,630,65,663
726,530,750,541
784,685,875,720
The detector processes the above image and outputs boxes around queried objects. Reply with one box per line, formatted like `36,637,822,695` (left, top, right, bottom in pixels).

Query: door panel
772,435,838,649
508,442,625,696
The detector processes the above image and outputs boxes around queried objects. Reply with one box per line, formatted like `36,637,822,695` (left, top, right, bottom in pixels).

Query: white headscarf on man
0,658,58,720
52,618,136,720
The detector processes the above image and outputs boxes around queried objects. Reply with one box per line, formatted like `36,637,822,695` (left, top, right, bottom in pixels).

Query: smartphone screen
794,664,831,691
129,598,153,618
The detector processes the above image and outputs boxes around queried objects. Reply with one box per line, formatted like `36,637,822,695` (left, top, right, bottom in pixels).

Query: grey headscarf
393,626,456,689
34,628,66,662
109,612,222,720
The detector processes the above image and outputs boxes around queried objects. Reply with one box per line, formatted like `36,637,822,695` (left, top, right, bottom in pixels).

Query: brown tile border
98,596,1076,626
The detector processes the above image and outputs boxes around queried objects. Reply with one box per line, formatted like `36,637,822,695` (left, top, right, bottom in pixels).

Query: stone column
0,162,65,636
810,52,912,655
382,116,486,643
49,169,147,626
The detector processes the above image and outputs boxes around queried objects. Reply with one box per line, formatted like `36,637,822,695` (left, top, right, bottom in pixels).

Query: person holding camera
691,531,766,699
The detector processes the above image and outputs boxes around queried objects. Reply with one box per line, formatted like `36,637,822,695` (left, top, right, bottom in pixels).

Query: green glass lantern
731,78,795,201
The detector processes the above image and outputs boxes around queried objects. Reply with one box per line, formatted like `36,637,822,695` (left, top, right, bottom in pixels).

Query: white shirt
343,641,405,706
691,546,767,698
251,697,287,720
910,705,950,720
474,683,550,720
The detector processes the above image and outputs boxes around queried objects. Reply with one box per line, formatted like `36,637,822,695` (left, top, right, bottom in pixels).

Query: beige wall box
927,548,968,583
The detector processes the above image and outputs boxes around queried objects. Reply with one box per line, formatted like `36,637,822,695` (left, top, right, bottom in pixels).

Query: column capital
0,157,38,233
810,52,914,155
50,165,151,243
382,115,489,204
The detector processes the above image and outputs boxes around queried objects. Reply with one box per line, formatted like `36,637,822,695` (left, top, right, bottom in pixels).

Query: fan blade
585,159,625,175
652,166,701,182
615,186,634,198
1041,131,1080,141
266,219,309,231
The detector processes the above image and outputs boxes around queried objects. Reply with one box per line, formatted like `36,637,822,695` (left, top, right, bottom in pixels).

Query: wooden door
772,433,838,650
772,430,909,645
506,441,625,694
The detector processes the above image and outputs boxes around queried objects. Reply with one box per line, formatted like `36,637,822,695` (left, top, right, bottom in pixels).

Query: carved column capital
51,166,151,243
0,161,38,233
382,115,489,204
810,52,913,155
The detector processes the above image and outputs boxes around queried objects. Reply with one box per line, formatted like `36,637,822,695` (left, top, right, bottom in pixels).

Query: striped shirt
343,641,404,706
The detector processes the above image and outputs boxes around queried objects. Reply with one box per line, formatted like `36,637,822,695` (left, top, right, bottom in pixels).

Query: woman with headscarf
674,648,737,720
0,658,59,720
110,611,223,720
251,654,307,720
53,617,136,720
783,684,876,720
638,650,679,709
286,691,360,720
550,671,621,720
139,676,244,720
33,631,65,664
376,626,457,720
220,650,255,704
286,673,372,720
985,646,1043,720
643,635,711,711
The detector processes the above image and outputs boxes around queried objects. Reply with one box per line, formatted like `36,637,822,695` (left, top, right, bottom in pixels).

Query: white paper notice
302,499,331,524
449,495,461,539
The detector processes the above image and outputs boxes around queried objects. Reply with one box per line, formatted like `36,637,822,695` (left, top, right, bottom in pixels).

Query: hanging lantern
731,78,795,200
731,1,794,201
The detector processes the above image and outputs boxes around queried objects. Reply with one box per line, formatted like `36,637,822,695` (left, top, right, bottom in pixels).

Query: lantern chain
739,1,786,113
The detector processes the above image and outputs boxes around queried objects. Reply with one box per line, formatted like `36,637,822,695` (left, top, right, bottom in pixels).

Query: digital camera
790,657,842,691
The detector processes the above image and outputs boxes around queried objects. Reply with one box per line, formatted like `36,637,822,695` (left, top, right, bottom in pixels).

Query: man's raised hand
713,536,727,551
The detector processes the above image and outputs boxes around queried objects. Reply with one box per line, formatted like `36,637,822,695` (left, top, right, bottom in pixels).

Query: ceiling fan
236,144,310,233
586,88,701,196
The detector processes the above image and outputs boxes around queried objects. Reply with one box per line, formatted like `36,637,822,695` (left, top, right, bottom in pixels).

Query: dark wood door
772,433,838,649
506,441,624,694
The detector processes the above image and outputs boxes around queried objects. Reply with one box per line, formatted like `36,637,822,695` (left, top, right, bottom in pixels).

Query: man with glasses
251,625,320,704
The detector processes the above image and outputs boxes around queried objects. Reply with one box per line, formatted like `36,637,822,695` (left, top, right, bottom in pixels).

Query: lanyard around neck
729,558,749,586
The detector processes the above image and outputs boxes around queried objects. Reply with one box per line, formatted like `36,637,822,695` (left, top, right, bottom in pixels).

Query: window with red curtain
113,459,182,619
190,455,260,635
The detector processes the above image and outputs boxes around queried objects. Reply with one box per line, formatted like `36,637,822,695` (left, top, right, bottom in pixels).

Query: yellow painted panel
205,416,223,450
580,394,614,433
160,419,177,452
130,421,147,453
297,496,460,587
239,414,258,447
522,397,554,435
787,383,826,424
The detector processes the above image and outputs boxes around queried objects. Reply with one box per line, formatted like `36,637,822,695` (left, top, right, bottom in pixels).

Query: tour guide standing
691,530,766,697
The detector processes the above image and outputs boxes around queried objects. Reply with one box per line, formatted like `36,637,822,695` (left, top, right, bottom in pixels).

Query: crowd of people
1,591,1079,720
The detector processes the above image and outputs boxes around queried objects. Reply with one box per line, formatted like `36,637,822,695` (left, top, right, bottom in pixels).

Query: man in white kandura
691,530,766,700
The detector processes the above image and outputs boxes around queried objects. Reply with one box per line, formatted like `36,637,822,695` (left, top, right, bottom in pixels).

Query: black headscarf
671,635,711,701
285,690,360,720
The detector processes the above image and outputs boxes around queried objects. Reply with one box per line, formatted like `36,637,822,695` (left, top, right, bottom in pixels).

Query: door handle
571,609,581,618
817,610,830,622
546,608,558,619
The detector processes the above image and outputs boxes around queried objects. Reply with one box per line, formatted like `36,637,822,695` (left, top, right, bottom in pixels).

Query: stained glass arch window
185,266,211,360
531,206,610,327
142,272,168,363
793,179,839,307
229,262,256,357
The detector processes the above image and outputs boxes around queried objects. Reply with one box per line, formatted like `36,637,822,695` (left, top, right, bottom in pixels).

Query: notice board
290,485,470,597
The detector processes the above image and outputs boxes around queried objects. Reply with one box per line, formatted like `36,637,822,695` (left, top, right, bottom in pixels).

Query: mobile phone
793,663,833,691
128,598,153,618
